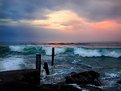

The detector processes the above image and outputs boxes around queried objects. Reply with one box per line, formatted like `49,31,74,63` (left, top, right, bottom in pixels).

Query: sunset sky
0,0,121,43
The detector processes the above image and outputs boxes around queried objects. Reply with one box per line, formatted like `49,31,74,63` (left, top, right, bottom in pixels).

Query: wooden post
52,47,55,66
43,62,50,75
36,54,41,76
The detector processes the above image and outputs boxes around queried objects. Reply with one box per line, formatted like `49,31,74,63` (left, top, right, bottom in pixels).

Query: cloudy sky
0,0,121,43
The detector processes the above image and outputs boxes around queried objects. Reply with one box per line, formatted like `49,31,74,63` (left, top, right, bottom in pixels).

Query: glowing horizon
0,0,121,43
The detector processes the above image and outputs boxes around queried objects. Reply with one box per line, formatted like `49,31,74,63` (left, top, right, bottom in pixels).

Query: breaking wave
74,48,121,58
0,45,120,58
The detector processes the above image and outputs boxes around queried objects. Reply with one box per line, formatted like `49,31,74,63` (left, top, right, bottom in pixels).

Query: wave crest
8,45,121,58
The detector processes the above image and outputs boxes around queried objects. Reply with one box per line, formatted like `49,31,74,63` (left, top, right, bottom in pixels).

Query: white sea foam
69,84,90,91
9,45,25,52
55,48,65,54
74,48,101,57
69,84,82,90
105,72,119,78
43,46,52,55
72,60,79,64
103,50,121,58
74,48,121,58
82,89,89,91
0,56,25,71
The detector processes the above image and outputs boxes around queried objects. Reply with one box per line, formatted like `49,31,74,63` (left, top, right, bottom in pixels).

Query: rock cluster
0,70,102,91
65,70,102,91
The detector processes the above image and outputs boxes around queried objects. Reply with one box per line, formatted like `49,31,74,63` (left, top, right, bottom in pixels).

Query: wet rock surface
0,70,103,91
0,81,103,91
65,70,101,86
0,69,40,85
0,81,82,91
65,70,102,91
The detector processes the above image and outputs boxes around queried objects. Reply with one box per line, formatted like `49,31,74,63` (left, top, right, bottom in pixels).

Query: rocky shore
0,70,121,91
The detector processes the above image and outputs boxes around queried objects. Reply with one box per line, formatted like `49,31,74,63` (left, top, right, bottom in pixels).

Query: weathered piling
52,47,55,66
43,62,50,75
36,54,41,77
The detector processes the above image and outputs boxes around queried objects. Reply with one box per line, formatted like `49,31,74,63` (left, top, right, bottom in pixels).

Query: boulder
65,70,101,86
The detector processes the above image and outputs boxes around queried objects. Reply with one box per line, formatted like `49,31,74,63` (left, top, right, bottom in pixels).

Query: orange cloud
28,10,120,33
90,20,121,30
29,10,87,32
4,9,120,33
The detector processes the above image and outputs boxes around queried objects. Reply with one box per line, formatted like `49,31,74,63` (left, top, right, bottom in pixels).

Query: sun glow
1,9,120,33
28,10,120,33
30,10,86,31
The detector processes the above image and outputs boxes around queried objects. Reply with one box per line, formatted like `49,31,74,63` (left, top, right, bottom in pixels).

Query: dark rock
0,70,102,91
94,79,102,86
0,81,82,91
0,69,40,85
117,80,121,84
65,71,101,86
0,81,39,91
60,84,82,91
20,70,40,85
39,84,82,91
85,86,102,91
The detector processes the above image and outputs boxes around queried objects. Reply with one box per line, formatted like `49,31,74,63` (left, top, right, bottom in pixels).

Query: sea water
0,42,121,90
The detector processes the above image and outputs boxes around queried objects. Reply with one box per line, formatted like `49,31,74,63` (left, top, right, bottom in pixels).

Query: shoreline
0,69,121,91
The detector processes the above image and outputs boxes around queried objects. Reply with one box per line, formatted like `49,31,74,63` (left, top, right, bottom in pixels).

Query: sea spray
9,45,25,52
55,48,65,55
43,46,52,55
74,48,101,57
0,56,25,71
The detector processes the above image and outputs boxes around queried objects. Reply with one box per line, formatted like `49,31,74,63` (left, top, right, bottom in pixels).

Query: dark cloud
0,0,65,19
1,0,121,21
64,0,121,21
0,0,43,19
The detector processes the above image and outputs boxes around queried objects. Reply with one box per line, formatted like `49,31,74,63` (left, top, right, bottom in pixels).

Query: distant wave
0,45,121,58
74,48,121,58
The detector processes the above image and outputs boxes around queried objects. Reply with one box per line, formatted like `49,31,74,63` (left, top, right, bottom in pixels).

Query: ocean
0,42,121,90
